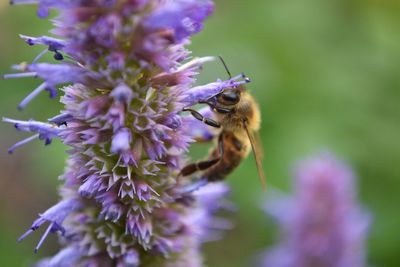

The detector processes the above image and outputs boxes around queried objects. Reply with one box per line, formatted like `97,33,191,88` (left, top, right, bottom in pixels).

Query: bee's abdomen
203,131,245,182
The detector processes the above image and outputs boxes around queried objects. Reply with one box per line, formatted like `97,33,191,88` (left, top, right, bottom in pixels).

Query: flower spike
4,1,235,265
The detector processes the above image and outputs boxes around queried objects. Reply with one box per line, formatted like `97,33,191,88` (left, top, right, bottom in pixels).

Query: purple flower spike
260,152,371,267
4,0,236,266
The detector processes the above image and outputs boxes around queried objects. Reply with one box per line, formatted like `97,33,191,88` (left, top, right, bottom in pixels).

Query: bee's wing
254,131,264,160
244,122,267,191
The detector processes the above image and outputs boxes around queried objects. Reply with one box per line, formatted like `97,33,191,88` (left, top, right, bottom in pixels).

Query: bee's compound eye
221,91,240,105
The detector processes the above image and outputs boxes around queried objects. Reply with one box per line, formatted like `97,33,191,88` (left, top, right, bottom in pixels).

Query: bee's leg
180,158,219,177
182,108,221,128
197,100,235,115
179,133,224,177
214,107,235,114
177,135,224,194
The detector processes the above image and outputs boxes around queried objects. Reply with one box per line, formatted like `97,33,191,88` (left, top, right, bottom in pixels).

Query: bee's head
216,86,243,106
213,56,250,106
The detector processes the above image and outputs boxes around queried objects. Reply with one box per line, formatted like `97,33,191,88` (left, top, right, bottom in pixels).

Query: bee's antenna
218,56,232,79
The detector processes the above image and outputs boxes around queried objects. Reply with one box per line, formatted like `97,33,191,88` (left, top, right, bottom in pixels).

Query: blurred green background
1,0,400,266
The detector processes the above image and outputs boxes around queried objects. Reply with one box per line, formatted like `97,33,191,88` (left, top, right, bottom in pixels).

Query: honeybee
180,57,266,191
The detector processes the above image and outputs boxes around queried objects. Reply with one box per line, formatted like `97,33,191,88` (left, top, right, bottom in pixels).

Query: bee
180,57,266,192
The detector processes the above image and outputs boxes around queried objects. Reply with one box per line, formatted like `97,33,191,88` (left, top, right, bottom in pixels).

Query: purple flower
32,247,82,267
3,0,240,266
18,199,82,253
260,152,371,267
144,0,214,41
2,118,62,153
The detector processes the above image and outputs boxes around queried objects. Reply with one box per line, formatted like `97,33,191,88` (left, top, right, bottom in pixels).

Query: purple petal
18,82,47,109
111,128,132,153
10,0,81,18
32,247,82,267
6,134,40,154
3,117,61,138
48,113,73,126
110,83,135,104
18,199,81,252
35,199,81,229
27,63,86,85
19,34,66,51
181,73,250,106
144,0,214,41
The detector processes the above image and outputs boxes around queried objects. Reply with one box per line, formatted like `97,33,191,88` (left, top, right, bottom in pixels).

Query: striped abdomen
203,130,247,182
